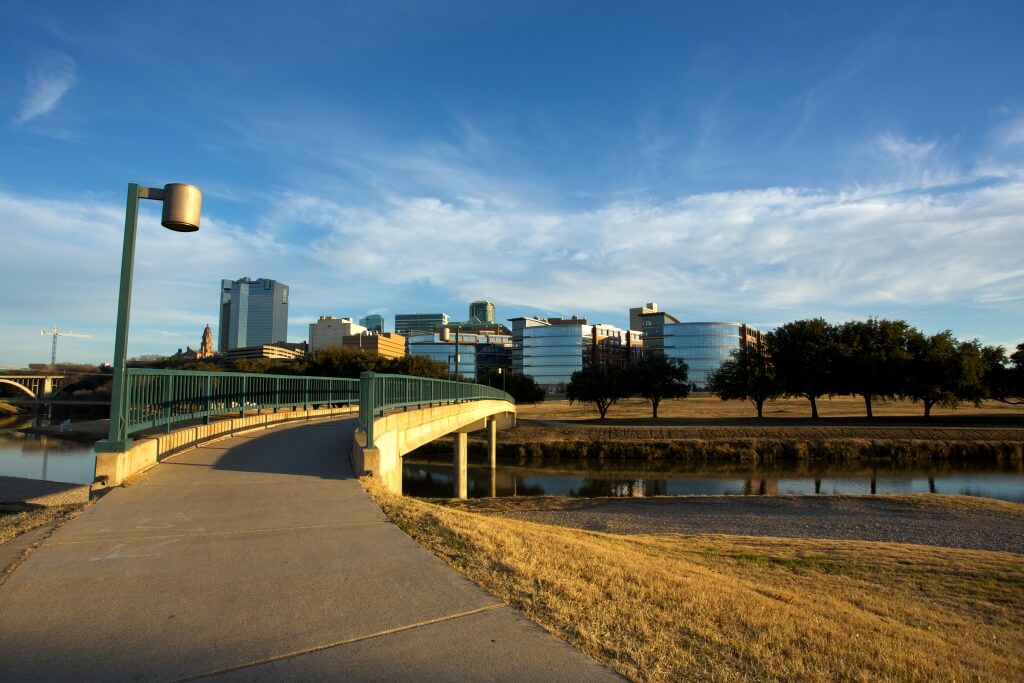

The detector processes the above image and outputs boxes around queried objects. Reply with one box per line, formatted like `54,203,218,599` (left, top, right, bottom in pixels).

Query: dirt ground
442,494,1024,553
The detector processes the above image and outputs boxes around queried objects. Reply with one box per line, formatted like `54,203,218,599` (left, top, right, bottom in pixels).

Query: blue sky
1,1,1023,367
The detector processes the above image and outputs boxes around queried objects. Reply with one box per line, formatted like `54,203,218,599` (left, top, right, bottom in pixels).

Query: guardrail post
360,371,375,449
304,378,310,410
203,375,212,425
274,377,280,413
162,374,173,433
240,376,247,418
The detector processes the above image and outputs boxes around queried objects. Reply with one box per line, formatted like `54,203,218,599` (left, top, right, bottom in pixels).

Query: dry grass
0,504,84,545
518,396,1024,423
369,485,1024,683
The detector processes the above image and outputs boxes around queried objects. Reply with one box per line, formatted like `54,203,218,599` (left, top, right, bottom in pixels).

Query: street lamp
96,183,202,452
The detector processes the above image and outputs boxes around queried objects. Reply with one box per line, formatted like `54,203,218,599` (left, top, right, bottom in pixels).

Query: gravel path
476,496,1024,553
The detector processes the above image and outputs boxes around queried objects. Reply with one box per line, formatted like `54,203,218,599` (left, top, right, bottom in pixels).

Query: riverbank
18,418,108,441
438,494,1024,553
419,397,1024,466
417,426,1024,466
370,486,1024,682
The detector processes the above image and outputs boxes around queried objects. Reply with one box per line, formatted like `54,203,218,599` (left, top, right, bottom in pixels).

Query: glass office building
468,300,496,324
641,312,760,390
358,314,384,332
511,317,640,395
395,313,449,336
407,332,511,380
219,277,289,352
511,318,588,396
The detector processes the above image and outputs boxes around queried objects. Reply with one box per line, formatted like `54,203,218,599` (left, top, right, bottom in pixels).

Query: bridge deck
0,418,619,682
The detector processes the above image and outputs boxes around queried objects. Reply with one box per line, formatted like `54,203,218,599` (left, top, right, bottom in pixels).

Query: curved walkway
0,418,620,682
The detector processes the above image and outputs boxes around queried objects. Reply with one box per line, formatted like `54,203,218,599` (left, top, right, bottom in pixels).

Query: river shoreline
438,493,1024,553
414,416,1024,466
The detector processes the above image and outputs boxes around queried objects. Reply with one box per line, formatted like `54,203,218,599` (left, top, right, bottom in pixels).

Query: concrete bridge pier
453,432,468,499
454,418,499,499
487,417,498,497
487,417,497,468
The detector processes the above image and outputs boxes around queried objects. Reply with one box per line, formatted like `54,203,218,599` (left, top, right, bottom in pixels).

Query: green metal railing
358,372,514,449
122,369,359,436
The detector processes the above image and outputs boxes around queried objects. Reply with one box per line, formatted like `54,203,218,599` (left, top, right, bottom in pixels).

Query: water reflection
403,455,1024,504
0,419,96,485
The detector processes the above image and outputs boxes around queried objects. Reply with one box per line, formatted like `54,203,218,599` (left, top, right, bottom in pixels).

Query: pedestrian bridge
94,368,515,498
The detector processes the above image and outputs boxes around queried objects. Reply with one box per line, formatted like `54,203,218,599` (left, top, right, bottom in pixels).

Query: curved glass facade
512,322,588,395
661,323,751,390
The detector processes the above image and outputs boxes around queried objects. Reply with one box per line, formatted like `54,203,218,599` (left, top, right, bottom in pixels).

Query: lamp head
160,183,202,232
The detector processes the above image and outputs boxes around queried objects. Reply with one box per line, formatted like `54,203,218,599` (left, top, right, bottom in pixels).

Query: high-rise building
468,300,496,325
394,312,449,337
359,314,385,332
308,316,367,353
218,277,289,352
629,302,658,332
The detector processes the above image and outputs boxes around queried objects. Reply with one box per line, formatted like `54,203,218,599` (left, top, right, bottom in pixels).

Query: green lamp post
96,183,202,453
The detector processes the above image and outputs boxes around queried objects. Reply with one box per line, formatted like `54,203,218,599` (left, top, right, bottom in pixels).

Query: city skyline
2,2,1023,367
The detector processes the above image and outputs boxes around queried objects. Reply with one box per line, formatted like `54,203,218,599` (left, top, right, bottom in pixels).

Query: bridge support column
487,417,497,469
453,432,468,500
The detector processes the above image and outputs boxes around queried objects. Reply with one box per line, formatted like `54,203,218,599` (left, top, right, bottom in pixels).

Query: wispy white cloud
271,174,1024,328
1002,117,1024,146
14,51,77,126
2,126,1023,366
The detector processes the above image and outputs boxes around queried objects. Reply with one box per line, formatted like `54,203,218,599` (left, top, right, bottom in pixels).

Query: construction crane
39,326,92,366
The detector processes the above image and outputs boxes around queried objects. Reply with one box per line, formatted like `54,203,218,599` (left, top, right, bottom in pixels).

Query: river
3,417,1021,503
403,454,1024,503
0,418,96,485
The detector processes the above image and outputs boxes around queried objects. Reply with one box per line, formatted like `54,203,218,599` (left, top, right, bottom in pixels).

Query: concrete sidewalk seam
172,603,505,682
45,520,389,546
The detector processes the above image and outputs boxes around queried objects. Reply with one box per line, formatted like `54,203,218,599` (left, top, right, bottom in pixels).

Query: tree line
709,318,1024,419
563,318,1023,421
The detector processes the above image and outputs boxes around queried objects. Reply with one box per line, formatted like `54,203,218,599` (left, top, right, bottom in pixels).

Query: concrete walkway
0,419,621,682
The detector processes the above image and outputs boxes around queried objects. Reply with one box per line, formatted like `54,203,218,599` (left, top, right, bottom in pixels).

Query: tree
986,342,1024,405
379,354,449,379
302,348,378,378
566,364,630,420
766,319,836,419
835,318,912,418
707,345,780,418
482,370,546,403
232,358,296,375
299,348,448,380
630,352,689,418
905,331,987,418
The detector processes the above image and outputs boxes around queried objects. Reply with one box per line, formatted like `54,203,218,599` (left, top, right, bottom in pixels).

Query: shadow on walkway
166,419,357,480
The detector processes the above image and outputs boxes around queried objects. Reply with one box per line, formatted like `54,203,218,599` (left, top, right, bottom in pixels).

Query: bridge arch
0,378,37,399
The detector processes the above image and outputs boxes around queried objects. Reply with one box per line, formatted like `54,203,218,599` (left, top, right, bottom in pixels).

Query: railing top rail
126,368,356,382
362,372,515,405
